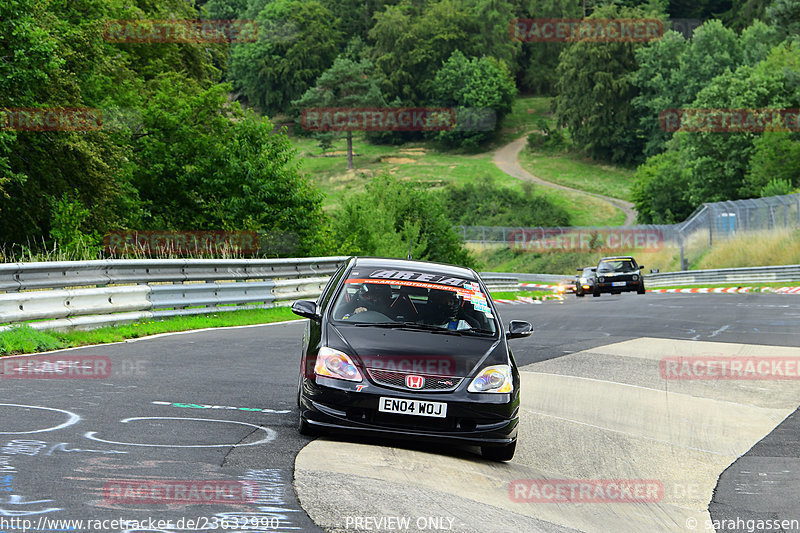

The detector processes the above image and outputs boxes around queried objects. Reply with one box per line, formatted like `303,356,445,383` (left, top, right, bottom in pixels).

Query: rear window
331,267,497,335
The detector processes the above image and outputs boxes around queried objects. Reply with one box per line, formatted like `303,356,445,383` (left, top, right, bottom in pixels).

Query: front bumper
299,376,519,446
595,278,643,293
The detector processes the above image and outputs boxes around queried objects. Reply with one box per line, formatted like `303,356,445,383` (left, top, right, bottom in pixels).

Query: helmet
360,282,391,303
429,289,461,319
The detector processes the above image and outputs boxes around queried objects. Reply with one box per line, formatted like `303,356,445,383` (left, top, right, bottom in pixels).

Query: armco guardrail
644,264,800,287
3,260,797,332
0,258,534,332
0,257,349,332
483,265,800,292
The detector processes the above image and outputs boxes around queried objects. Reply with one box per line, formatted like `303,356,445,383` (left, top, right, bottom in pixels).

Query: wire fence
676,193,800,246
457,193,800,253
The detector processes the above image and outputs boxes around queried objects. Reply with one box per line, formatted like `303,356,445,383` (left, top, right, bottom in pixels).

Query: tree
554,5,655,163
766,0,800,40
332,175,475,267
630,19,780,160
631,150,693,223
630,30,686,158
512,0,582,94
674,20,744,108
744,132,800,196
129,75,325,252
293,57,385,169
682,43,800,204
368,0,518,105
229,0,343,114
431,51,517,148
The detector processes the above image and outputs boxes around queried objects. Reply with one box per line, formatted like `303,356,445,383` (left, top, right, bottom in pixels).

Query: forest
1,0,798,264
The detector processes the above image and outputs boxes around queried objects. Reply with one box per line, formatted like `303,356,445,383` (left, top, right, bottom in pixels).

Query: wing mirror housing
506,320,533,340
291,300,320,321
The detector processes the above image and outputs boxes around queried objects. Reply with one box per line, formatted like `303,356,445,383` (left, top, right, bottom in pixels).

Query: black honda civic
290,257,532,461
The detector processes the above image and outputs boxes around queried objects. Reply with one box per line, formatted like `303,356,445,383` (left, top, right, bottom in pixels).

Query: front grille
599,274,636,282
366,368,463,392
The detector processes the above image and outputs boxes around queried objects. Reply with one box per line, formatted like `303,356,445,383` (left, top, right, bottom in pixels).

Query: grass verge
517,149,635,202
0,306,297,356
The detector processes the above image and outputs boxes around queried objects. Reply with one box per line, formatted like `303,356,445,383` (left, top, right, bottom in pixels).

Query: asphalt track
1,293,799,533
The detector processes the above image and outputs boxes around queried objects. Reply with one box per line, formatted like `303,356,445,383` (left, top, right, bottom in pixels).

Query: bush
331,175,474,267
443,177,570,227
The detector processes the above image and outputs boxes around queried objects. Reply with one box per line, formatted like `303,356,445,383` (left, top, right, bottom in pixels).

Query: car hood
328,323,503,378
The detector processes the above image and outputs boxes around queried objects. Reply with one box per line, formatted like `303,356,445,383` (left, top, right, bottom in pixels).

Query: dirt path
493,134,637,225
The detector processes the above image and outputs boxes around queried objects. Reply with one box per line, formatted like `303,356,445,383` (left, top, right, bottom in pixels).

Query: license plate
378,397,447,418
612,281,627,287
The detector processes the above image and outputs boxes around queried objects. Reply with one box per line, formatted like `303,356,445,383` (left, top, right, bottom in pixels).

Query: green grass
518,149,635,202
291,96,633,228
532,186,626,226
0,307,298,356
294,133,543,212
492,96,554,146
490,290,550,299
293,132,627,226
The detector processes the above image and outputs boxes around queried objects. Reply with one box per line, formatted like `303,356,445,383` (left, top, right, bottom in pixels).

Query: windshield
597,259,638,273
331,268,497,335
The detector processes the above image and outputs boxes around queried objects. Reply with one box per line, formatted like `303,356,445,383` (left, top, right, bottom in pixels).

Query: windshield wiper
455,328,496,337
354,321,452,333
355,322,496,336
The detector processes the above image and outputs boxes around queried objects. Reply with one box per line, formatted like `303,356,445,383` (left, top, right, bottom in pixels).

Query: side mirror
650,268,659,274
506,320,533,340
577,268,584,272
291,300,319,320
638,265,645,271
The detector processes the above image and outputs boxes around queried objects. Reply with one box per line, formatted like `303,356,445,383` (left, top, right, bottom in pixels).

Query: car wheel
296,374,302,408
637,283,646,295
592,290,600,297
576,291,584,298
298,414,317,436
481,440,516,462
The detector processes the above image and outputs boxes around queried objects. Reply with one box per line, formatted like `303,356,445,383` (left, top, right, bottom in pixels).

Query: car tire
481,440,516,462
298,414,318,437
592,290,600,297
576,291,584,297
296,374,303,408
637,283,646,295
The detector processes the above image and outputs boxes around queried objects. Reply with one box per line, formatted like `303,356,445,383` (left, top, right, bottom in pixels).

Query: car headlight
314,347,362,382
632,274,638,281
598,276,605,282
468,365,513,393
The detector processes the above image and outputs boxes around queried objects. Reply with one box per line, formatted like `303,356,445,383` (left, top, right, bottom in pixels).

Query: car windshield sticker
344,276,493,318
368,269,468,287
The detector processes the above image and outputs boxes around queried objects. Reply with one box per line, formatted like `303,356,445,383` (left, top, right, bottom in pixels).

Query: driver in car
420,289,470,330
341,282,394,318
